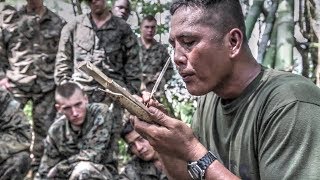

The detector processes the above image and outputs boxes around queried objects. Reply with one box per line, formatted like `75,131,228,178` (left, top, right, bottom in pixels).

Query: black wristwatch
187,151,217,180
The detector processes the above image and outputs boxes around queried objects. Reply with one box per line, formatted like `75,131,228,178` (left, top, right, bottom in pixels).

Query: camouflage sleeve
36,136,63,179
51,107,112,174
122,30,142,94
119,162,139,180
0,89,31,164
54,21,75,85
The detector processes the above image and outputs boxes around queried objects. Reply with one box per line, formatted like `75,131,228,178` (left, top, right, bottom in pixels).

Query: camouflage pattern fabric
119,157,168,180
55,14,141,95
0,88,32,179
0,5,65,172
0,3,18,79
36,103,118,179
138,37,174,99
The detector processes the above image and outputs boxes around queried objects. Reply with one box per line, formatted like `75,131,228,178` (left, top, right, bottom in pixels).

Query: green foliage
23,100,33,123
118,139,131,167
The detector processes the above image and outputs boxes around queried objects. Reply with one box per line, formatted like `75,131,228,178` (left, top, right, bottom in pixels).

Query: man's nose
71,107,79,117
174,48,187,68
135,142,143,152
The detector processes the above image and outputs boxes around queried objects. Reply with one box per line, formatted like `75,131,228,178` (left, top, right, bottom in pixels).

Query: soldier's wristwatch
187,151,217,180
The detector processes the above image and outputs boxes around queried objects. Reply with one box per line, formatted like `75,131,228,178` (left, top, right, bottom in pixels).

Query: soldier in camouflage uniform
119,122,168,180
138,15,174,99
55,0,141,167
0,88,32,179
36,82,118,179
0,0,65,173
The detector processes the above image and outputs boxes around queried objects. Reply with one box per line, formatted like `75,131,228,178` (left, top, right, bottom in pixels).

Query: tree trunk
275,0,294,71
245,0,264,39
262,17,278,68
257,0,278,62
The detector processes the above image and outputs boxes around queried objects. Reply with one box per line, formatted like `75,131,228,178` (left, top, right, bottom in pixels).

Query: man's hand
131,92,207,161
0,77,11,91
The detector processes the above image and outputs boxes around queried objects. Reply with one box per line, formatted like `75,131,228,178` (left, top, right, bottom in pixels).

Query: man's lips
179,71,194,81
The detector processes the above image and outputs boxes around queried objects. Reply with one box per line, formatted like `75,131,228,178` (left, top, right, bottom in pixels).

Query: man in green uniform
0,88,32,179
119,122,167,180
36,82,118,179
138,15,174,100
132,0,320,179
55,0,141,166
0,0,65,173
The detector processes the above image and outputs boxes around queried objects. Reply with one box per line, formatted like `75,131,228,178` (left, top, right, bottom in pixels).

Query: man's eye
183,40,195,47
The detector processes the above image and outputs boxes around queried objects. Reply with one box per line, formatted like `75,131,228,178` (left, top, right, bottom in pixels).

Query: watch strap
197,151,217,170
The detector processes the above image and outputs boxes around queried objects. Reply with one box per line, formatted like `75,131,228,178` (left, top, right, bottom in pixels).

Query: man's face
89,0,106,16
140,20,156,41
125,130,156,161
56,89,88,127
112,0,130,21
169,7,232,96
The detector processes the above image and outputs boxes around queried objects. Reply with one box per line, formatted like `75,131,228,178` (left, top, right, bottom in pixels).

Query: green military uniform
36,103,118,179
120,157,168,180
0,88,32,179
138,37,174,98
192,67,320,179
55,13,142,166
0,5,65,171
55,14,141,95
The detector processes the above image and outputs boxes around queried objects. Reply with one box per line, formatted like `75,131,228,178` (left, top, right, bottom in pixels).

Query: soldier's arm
123,29,142,94
54,21,75,85
0,89,31,163
36,136,63,179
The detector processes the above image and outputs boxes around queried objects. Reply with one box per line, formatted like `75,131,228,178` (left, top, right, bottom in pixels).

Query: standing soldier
0,0,65,175
55,0,141,166
138,15,174,100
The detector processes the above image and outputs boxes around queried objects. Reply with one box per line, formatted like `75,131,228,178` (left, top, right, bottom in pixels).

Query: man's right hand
0,77,12,91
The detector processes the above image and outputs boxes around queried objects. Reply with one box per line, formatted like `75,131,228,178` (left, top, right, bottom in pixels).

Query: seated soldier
0,88,32,179
36,82,118,179
119,121,168,180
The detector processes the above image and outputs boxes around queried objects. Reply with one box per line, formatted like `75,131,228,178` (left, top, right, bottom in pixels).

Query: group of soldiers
0,0,173,179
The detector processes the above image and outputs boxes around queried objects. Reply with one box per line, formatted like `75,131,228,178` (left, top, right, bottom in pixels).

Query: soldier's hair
142,15,156,23
55,82,84,99
170,0,247,42
121,121,134,142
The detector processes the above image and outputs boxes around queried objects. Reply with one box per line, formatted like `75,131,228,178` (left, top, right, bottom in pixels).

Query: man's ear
227,28,243,59
55,103,61,112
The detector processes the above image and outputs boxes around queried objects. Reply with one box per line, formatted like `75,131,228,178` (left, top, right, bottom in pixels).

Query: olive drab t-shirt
192,67,320,179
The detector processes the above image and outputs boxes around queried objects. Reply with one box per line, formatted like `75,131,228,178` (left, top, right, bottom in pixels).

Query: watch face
187,163,202,179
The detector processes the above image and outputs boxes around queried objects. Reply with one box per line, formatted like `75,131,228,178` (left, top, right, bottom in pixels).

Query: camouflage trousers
87,88,124,167
0,151,31,180
11,87,57,173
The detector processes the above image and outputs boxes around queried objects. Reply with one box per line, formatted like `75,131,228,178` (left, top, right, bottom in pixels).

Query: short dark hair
170,0,247,42
121,121,134,142
55,82,84,99
141,15,156,23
